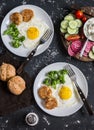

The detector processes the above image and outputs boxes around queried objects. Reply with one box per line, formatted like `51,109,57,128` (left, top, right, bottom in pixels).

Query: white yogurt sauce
84,18,94,41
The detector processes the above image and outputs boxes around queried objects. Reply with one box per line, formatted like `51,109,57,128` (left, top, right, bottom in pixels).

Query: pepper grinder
25,112,39,126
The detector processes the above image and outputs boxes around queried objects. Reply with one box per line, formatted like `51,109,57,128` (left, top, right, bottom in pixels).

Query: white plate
33,62,88,117
1,5,54,57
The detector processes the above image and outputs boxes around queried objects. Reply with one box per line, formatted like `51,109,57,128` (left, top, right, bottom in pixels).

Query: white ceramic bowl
84,18,94,41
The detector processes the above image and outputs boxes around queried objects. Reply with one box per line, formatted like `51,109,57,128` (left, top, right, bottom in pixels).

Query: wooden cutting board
0,52,33,115
61,6,94,62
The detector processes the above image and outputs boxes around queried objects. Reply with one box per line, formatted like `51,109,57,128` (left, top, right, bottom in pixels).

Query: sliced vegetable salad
60,13,82,41
60,10,94,60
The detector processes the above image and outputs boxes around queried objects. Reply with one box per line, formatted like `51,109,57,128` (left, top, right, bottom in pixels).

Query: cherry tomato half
75,10,84,19
82,15,87,22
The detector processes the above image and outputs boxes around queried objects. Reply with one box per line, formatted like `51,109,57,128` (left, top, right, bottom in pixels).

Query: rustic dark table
0,0,94,130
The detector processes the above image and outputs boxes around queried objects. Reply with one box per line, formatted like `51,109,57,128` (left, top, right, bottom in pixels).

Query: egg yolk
27,27,39,40
59,86,72,100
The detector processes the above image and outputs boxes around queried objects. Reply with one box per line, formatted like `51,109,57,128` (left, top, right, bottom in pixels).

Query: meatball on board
0,63,16,81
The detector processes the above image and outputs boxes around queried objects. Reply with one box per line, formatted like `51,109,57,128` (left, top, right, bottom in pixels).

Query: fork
64,64,93,115
17,29,52,75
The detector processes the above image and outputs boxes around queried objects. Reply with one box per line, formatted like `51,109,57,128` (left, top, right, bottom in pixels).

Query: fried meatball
21,9,34,22
8,76,26,95
0,63,16,81
10,12,23,25
45,97,58,109
38,86,52,99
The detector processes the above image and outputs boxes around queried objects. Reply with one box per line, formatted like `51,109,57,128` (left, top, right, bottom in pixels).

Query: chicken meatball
10,12,23,25
21,9,34,22
8,76,26,95
45,97,58,109
38,86,52,99
0,63,16,81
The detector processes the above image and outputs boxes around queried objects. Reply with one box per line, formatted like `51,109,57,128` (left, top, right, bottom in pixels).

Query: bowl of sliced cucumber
60,7,94,62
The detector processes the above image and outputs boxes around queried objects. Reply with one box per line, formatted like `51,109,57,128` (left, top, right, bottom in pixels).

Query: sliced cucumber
65,33,70,39
75,19,82,27
89,51,94,59
64,14,75,21
61,20,69,29
92,46,94,53
60,27,67,33
74,28,79,34
69,20,78,29
67,27,77,34
68,13,74,16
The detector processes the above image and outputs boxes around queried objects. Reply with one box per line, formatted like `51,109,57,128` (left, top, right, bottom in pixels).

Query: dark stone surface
0,0,94,129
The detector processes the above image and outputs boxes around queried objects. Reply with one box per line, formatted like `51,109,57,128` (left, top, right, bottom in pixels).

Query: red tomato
82,16,87,22
75,10,84,19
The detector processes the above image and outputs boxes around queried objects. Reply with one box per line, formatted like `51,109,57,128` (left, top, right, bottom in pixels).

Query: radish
83,51,88,57
68,45,76,56
70,40,82,53
84,41,94,53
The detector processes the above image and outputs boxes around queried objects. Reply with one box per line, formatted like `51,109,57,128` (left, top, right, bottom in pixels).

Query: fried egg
17,17,49,50
50,74,78,107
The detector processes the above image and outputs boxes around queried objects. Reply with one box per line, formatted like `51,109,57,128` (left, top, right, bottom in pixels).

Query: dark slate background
0,0,94,130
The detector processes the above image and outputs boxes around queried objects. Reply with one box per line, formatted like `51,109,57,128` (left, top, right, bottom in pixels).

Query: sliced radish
85,41,94,53
85,47,91,53
68,45,76,56
83,51,88,57
71,40,82,53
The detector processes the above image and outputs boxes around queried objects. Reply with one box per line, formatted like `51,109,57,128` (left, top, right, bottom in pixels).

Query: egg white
16,17,49,50
50,74,78,107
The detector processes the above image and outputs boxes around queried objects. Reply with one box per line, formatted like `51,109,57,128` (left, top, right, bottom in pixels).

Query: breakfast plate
1,5,54,57
60,6,94,62
33,62,88,117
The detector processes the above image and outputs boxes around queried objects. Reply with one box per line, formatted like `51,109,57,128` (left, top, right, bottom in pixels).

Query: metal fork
64,64,93,115
17,29,52,74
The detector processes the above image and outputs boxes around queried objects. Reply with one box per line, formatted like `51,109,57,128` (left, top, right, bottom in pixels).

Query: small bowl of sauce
84,18,94,41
